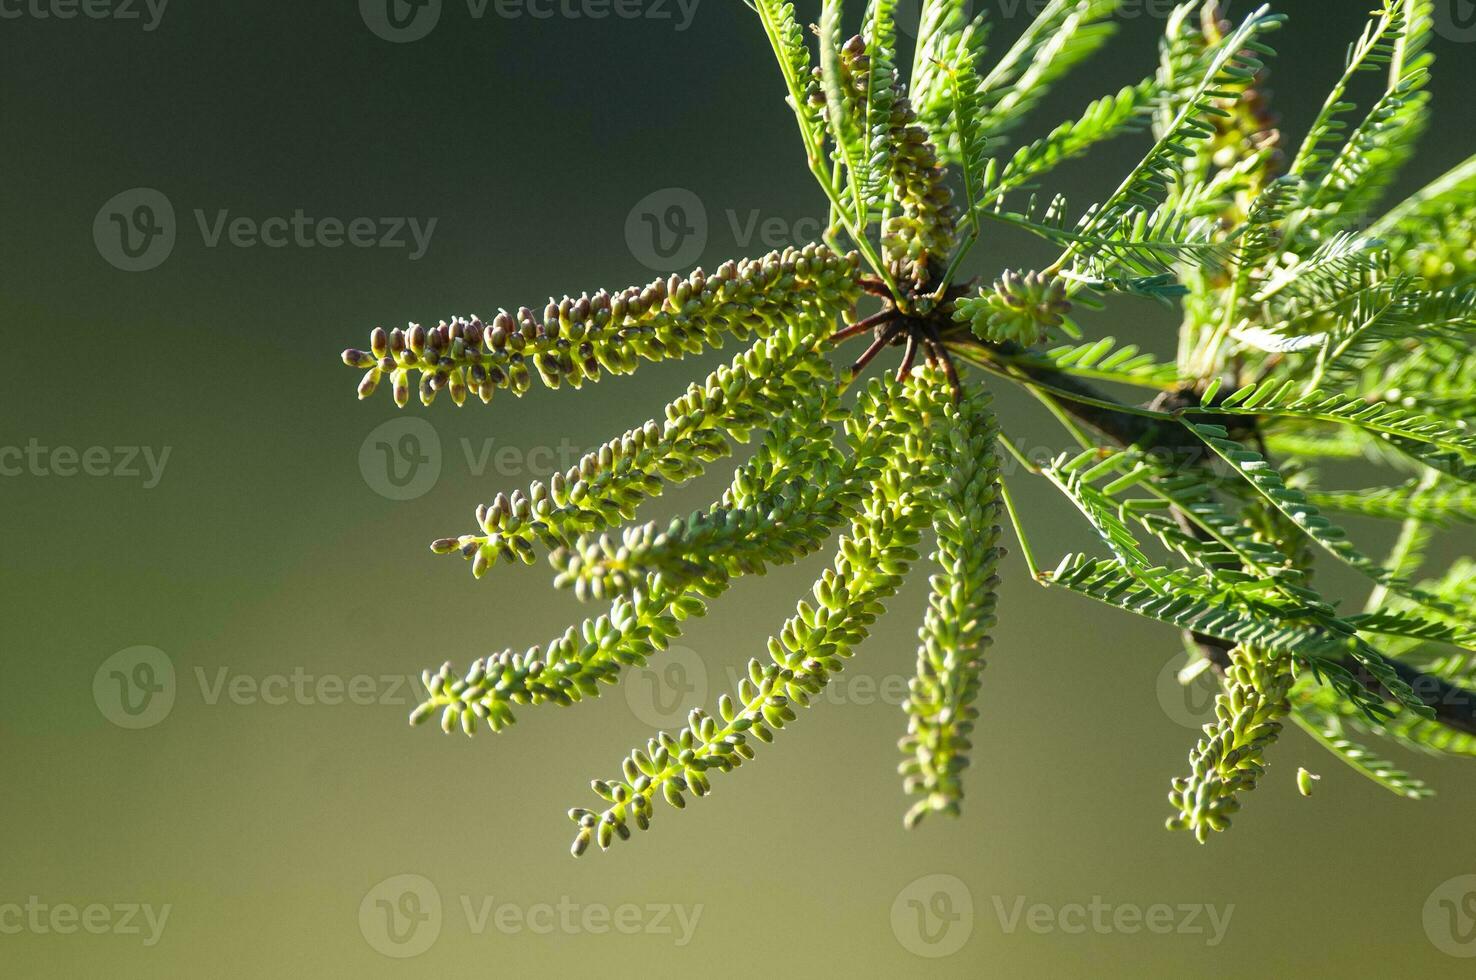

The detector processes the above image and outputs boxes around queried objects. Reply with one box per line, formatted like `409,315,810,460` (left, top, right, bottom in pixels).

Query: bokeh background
3,1,1476,976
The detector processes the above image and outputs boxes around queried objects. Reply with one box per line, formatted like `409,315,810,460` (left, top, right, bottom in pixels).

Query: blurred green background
3,1,1476,976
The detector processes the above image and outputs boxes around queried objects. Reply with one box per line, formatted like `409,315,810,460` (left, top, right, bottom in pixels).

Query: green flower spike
1167,645,1293,842
901,385,1005,827
956,269,1072,346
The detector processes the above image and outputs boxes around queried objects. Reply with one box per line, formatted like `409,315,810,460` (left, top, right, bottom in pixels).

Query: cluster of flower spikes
547,392,870,605
567,369,966,855
341,244,861,408
412,319,865,736
398,285,1011,855
1166,644,1294,842
954,269,1073,346
807,33,957,288
433,318,849,579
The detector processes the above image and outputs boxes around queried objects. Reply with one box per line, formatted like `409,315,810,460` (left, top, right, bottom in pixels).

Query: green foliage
1184,421,1448,613
990,80,1157,196
1287,0,1416,182
1372,152,1476,287
1043,555,1352,665
342,0,1476,856
1189,382,1476,482
1002,335,1179,389
971,0,1118,142
1045,6,1284,277
1307,481,1476,525
1304,1,1432,222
